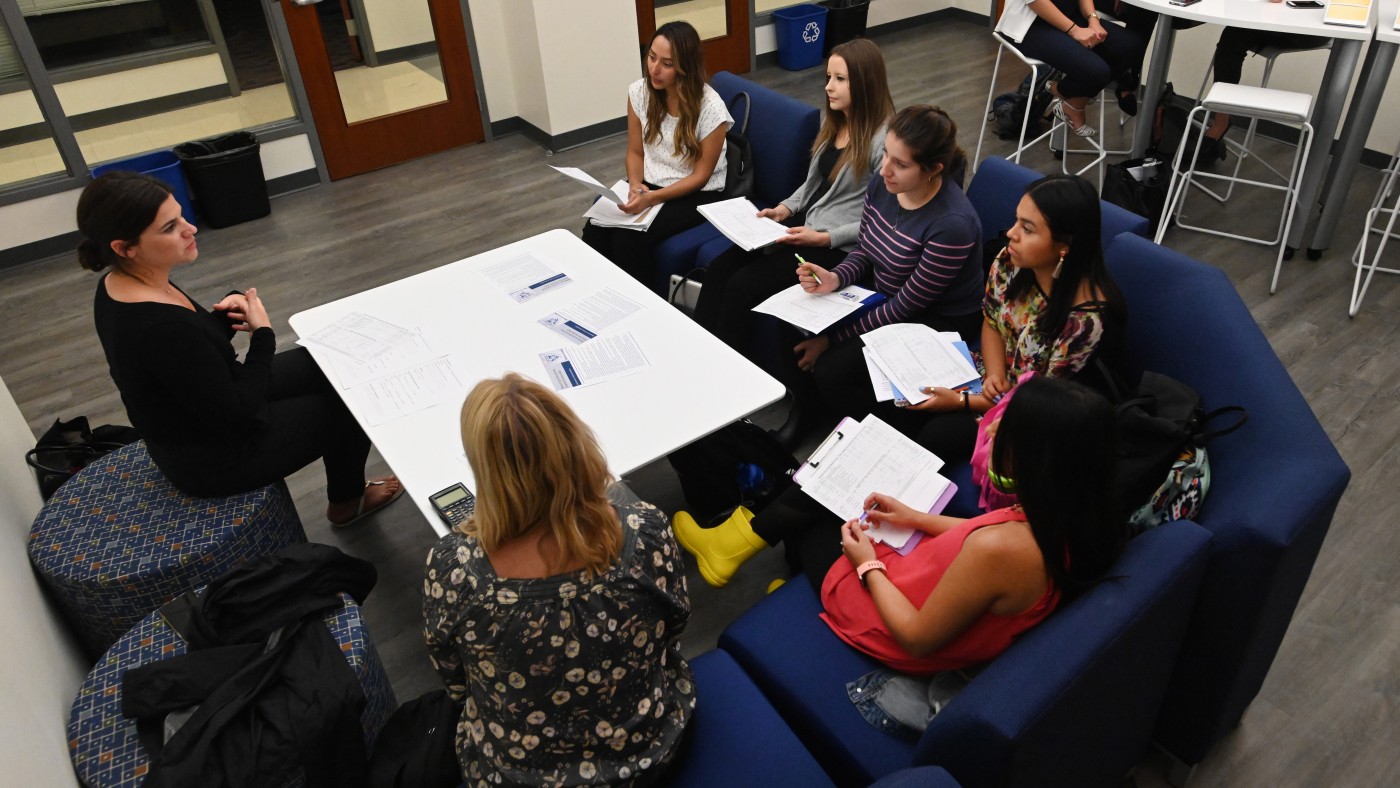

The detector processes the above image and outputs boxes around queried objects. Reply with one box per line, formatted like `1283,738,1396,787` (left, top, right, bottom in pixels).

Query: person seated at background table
785,105,985,440
672,175,1125,590
693,38,895,350
423,373,694,786
79,171,401,525
1199,20,1327,157
996,0,1147,137
823,376,1126,674
582,20,731,289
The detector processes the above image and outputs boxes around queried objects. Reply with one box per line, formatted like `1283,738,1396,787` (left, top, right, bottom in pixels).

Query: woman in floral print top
423,374,693,787
890,174,1127,464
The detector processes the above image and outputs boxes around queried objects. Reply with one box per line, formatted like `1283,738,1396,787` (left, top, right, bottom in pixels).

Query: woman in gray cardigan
693,39,893,362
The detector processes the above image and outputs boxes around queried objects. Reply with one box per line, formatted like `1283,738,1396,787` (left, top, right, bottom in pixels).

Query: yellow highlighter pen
796,253,820,285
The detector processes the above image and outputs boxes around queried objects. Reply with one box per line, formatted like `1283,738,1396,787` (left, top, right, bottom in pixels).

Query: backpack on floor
667,419,798,524
1098,361,1247,533
991,70,1057,141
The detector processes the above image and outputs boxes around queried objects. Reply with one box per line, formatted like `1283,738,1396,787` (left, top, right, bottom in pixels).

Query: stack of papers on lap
793,415,952,549
752,283,882,334
861,324,979,406
583,181,662,231
1324,0,1371,26
697,197,788,251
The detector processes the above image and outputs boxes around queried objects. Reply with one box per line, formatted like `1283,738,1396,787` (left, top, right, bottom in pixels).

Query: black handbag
25,416,140,499
721,91,754,199
1103,157,1170,234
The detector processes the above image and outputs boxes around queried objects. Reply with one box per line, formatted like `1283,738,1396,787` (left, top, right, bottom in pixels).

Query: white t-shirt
628,79,731,192
995,0,1039,44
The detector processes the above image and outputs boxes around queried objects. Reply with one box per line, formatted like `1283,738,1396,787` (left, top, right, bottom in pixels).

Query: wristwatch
856,559,888,587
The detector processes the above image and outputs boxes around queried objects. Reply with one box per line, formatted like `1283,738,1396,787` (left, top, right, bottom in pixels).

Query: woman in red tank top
823,376,1126,673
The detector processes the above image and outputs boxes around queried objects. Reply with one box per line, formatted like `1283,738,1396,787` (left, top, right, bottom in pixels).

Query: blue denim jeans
846,668,973,741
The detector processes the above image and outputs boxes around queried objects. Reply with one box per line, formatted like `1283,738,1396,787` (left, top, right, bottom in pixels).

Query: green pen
796,253,820,285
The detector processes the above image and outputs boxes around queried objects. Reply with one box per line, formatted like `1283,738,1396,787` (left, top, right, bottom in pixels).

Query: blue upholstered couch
649,72,820,296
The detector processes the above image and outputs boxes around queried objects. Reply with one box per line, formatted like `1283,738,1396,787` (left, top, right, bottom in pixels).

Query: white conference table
289,229,786,537
1126,0,1374,251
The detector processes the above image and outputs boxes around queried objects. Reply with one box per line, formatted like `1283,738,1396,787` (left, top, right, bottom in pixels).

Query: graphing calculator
430,483,476,529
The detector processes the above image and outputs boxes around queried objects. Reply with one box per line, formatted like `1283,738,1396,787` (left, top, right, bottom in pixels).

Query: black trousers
751,483,847,594
1213,28,1327,85
695,243,849,369
1013,0,1147,99
581,186,724,294
165,348,370,503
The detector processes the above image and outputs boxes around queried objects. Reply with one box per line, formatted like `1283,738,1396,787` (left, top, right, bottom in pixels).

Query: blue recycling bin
92,151,197,226
773,4,827,71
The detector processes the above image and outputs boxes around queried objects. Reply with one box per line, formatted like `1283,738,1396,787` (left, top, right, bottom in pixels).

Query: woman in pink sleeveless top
823,376,1126,674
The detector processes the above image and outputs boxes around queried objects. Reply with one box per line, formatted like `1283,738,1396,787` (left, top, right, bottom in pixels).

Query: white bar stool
1156,82,1313,294
1348,137,1400,316
1191,42,1331,203
974,31,1106,184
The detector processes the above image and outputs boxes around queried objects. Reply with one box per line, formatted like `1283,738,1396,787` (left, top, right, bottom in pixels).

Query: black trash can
820,0,869,57
173,131,270,229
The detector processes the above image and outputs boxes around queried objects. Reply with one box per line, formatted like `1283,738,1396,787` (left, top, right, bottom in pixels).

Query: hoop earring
1053,251,1065,279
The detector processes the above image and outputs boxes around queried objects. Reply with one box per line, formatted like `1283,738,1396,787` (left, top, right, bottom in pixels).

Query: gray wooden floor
3,19,1397,786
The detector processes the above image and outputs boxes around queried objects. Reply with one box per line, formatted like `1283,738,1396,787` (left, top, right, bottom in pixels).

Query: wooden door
279,0,484,180
637,0,751,76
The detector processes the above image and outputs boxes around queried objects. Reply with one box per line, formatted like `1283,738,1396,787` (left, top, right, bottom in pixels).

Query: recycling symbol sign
803,21,821,43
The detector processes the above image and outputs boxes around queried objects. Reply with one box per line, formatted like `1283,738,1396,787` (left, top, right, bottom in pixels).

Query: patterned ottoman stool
28,440,306,655
68,592,397,787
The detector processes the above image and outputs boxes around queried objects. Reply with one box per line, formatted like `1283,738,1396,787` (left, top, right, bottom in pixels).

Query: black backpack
722,92,755,199
367,690,462,788
1097,362,1247,526
667,419,798,524
991,70,1056,141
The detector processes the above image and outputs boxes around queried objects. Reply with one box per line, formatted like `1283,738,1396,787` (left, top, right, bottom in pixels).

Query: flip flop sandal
330,478,405,527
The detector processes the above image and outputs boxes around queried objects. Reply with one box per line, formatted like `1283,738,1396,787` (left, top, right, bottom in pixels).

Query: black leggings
581,185,725,295
161,348,370,503
751,483,847,594
1213,29,1327,85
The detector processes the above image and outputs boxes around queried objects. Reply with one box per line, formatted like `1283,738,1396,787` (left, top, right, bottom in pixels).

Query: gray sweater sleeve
782,125,888,251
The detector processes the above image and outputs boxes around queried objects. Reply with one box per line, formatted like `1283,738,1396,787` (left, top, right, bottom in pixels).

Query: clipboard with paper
794,414,956,550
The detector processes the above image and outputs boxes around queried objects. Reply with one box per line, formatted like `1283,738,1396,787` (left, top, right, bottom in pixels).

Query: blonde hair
811,39,894,184
459,374,621,578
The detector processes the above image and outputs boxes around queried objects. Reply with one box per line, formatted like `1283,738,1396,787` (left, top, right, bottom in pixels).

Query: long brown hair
644,21,708,164
459,374,621,579
887,104,966,180
810,38,894,183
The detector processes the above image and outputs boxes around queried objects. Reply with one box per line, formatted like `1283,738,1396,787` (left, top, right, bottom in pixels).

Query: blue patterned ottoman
27,441,306,655
68,592,397,787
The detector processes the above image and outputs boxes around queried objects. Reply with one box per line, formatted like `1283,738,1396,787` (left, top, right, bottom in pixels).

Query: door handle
291,0,322,5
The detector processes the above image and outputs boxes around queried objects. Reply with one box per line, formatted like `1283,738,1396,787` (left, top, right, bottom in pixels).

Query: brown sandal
329,477,404,527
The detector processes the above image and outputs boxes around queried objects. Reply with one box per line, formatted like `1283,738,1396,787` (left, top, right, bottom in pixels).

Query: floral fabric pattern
423,501,694,787
982,257,1109,382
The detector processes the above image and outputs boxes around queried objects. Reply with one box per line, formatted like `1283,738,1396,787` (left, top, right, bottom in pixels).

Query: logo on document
544,353,562,363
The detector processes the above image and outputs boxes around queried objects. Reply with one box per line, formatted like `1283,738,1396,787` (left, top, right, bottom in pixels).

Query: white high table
1125,0,1375,251
289,229,786,537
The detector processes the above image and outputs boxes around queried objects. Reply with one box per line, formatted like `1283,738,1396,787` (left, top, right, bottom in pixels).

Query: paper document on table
751,283,881,334
326,326,442,388
1324,0,1371,26
539,332,651,390
862,323,979,406
480,252,573,303
538,288,644,344
697,197,788,251
584,181,662,231
549,165,623,204
298,312,416,363
794,415,950,548
342,356,466,427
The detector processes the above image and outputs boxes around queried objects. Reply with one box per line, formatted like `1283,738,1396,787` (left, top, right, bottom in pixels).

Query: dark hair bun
76,238,109,272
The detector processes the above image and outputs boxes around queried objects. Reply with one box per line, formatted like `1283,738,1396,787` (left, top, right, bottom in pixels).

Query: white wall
0,134,318,253
467,0,518,120
360,0,436,52
0,373,85,787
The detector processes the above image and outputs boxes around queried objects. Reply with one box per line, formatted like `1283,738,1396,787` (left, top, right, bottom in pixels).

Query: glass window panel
326,0,447,124
21,0,295,168
654,0,730,41
757,0,805,13
0,18,67,188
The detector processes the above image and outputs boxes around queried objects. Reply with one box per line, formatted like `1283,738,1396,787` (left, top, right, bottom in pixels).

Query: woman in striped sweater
791,105,984,433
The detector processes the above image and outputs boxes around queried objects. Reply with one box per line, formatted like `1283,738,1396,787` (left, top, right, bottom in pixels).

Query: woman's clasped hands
213,287,271,333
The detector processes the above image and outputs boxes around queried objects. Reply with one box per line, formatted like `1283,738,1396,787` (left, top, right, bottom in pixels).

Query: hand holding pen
795,253,835,294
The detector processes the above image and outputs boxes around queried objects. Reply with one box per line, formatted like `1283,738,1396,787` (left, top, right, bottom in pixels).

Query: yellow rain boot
672,506,767,588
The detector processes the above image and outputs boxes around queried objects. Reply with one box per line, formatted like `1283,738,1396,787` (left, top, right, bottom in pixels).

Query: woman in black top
80,172,401,525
